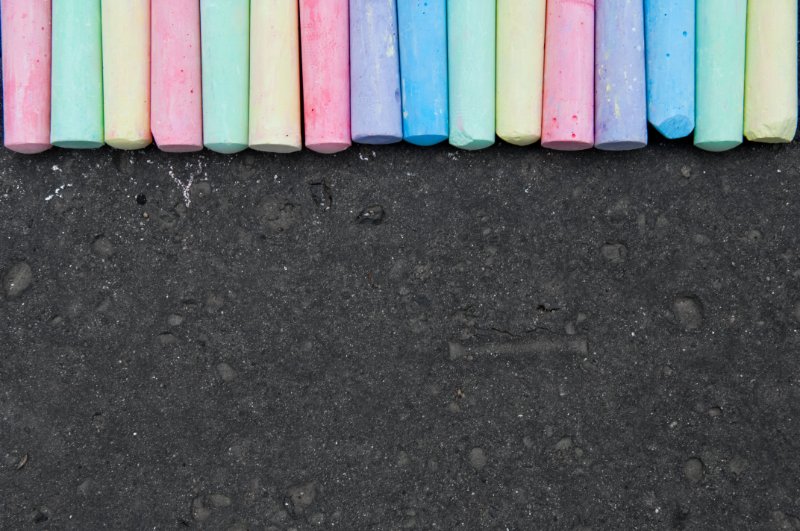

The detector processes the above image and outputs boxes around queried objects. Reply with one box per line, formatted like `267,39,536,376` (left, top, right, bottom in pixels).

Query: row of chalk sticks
1,0,796,156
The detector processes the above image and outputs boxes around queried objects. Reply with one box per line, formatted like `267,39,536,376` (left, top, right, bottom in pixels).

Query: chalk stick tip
52,140,105,150
155,143,204,153
306,141,351,155
205,143,248,155
5,142,52,155
652,115,694,140
595,140,647,151
249,142,303,154
540,139,594,151
403,133,448,147
498,132,541,147
106,137,153,150
352,134,403,145
744,119,798,144
694,138,742,153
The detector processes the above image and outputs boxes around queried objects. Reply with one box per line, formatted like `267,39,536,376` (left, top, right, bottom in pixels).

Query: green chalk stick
51,0,104,148
201,0,250,154
447,0,496,150
695,0,747,152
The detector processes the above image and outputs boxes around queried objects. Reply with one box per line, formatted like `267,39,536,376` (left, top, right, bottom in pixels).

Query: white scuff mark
45,183,73,201
169,161,201,207
51,165,61,172
359,152,370,161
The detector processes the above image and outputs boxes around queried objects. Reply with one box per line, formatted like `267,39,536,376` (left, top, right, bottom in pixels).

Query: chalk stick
51,0,103,149
299,0,351,154
350,0,402,144
595,0,647,150
1,0,51,154
447,0,496,151
249,0,301,153
644,0,695,139
744,0,798,143
496,0,546,146
200,0,249,154
694,0,747,152
151,0,203,153
396,0,448,146
541,0,594,151
101,0,151,150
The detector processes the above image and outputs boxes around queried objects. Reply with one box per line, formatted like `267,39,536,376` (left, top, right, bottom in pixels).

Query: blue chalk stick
397,0,448,146
595,0,648,150
644,0,695,139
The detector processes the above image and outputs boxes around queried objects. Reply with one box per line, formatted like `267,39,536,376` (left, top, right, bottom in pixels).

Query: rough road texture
1,135,800,530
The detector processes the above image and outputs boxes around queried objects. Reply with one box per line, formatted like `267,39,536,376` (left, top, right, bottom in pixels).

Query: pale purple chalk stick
349,0,402,144
595,0,648,150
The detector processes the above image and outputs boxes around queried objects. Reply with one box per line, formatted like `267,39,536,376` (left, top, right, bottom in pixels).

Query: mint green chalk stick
201,0,250,154
695,0,747,152
447,0,496,150
51,0,104,148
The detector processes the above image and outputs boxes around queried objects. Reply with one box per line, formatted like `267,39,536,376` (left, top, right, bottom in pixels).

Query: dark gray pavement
1,136,800,529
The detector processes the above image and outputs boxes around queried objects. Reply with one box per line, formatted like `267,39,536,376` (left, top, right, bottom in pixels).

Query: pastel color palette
397,0,448,146
51,0,103,149
541,0,595,150
694,0,747,152
151,0,203,152
744,0,798,143
101,0,152,150
350,0,402,144
1,0,52,154
644,0,695,139
249,0,302,153
299,0,351,154
595,0,647,150
496,0,546,146
201,0,250,154
447,0,496,151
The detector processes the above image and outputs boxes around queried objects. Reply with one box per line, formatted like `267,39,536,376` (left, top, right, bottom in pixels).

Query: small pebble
356,205,386,225
683,457,705,482
469,447,487,469
91,236,115,259
3,262,33,298
216,362,237,382
285,482,316,516
673,295,704,331
708,406,722,418
167,314,184,327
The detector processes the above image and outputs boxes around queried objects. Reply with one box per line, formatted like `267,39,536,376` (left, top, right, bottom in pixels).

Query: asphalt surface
2,134,800,530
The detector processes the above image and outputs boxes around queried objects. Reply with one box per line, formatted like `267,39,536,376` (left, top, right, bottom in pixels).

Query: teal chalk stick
201,0,250,154
695,0,747,152
447,0,496,150
50,0,104,148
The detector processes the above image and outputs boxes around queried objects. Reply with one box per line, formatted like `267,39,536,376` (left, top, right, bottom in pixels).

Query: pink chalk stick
151,0,203,152
541,0,595,150
1,0,52,154
299,0,351,154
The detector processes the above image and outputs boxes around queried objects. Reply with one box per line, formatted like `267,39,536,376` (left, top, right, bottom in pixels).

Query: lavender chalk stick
349,0,402,144
595,0,647,150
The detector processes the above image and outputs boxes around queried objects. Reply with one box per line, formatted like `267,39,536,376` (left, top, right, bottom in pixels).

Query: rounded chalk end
694,138,742,152
498,132,540,147
5,142,52,154
541,139,593,151
306,142,351,155
403,134,448,147
352,134,403,145
155,143,204,153
250,143,302,154
449,138,495,151
653,115,694,140
595,140,647,151
205,143,248,155
52,140,105,150
106,137,152,150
